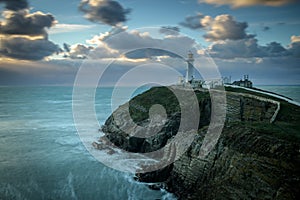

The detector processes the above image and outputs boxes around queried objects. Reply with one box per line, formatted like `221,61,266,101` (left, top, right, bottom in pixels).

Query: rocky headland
99,86,300,199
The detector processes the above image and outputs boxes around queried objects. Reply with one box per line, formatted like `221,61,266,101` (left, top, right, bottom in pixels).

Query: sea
0,86,175,200
255,85,300,103
0,85,299,200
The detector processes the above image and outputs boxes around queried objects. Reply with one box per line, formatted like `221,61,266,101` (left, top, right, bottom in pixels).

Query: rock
106,148,116,155
100,86,300,199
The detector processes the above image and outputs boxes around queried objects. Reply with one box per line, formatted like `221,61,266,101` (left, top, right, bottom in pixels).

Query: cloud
262,42,289,56
215,57,300,85
289,35,300,57
0,0,28,11
64,42,119,59
87,26,127,43
207,38,262,59
79,0,131,26
179,13,207,29
63,43,71,52
206,38,294,59
92,29,196,58
124,48,180,60
291,35,300,43
198,0,293,8
63,27,126,59
48,23,95,34
180,14,252,41
262,26,270,31
0,59,80,85
203,14,251,41
65,27,197,60
289,42,300,57
0,10,55,37
159,26,180,36
93,29,156,50
67,44,92,59
0,37,60,60
0,1,59,60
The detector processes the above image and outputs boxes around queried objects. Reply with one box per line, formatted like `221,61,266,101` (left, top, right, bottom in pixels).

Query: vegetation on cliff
101,86,300,199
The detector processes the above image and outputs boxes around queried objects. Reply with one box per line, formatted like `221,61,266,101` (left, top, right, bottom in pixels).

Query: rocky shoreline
98,86,300,199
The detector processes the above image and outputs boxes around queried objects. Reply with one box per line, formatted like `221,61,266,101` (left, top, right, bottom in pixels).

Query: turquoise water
0,85,298,199
256,85,300,103
0,86,174,200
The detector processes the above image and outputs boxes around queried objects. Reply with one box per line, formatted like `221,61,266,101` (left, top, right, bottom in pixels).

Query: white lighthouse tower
185,51,194,83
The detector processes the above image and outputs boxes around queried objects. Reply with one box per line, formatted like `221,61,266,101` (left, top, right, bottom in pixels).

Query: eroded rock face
144,125,300,199
101,86,300,199
102,87,212,153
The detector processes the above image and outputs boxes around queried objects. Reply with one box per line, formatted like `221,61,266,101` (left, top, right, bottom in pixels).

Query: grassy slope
225,86,300,141
128,86,300,141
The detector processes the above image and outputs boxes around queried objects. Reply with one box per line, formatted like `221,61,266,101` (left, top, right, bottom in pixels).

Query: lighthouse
185,51,194,83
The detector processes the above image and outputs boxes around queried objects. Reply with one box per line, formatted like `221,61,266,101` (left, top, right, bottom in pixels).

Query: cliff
100,86,300,199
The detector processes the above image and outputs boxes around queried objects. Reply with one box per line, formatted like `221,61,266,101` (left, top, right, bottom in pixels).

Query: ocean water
256,85,300,103
1,85,298,199
0,86,175,200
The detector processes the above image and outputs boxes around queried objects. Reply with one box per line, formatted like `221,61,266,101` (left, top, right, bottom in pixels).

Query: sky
0,0,299,86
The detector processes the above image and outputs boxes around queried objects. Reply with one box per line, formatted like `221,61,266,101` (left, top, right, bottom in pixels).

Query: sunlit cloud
48,23,96,34
198,0,294,8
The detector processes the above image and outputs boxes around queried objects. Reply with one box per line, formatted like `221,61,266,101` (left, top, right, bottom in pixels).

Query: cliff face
101,86,300,199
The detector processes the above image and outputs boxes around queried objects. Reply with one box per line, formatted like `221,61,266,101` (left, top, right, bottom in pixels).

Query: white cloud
180,14,252,41
207,38,292,59
291,35,300,43
289,35,300,57
198,0,293,8
48,24,96,34
66,42,118,59
203,14,251,41
84,28,197,59
207,38,262,59
86,26,127,44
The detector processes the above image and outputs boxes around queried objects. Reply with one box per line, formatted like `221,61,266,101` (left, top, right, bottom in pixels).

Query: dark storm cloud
0,0,28,11
0,11,55,37
79,0,131,26
0,37,60,60
159,26,180,36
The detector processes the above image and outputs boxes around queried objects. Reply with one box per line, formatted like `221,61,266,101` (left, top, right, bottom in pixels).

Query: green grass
128,86,210,123
236,121,300,142
225,86,286,102
129,86,181,123
127,86,300,141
